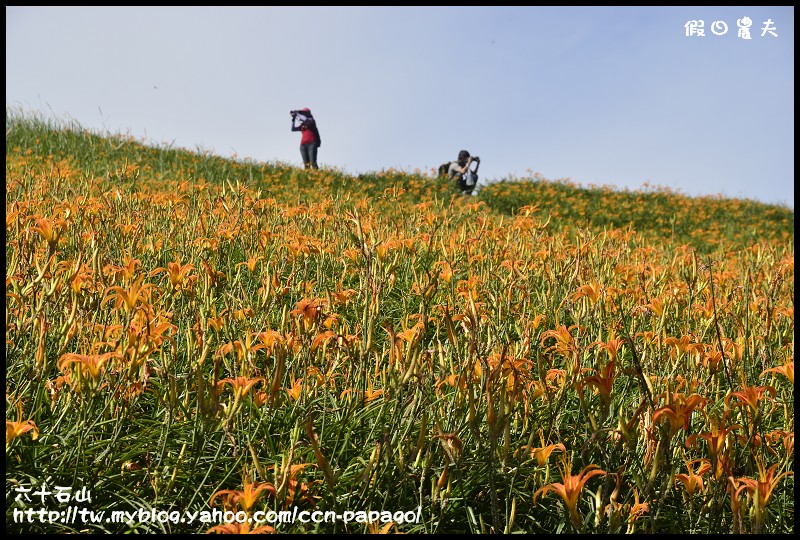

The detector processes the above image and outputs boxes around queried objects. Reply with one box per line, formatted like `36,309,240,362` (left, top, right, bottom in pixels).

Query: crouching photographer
446,150,480,195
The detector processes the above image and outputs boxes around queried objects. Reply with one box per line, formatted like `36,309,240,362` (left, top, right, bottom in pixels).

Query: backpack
465,170,478,188
311,122,321,148
438,162,452,177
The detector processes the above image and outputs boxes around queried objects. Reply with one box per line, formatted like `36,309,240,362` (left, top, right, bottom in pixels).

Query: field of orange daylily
5,108,794,533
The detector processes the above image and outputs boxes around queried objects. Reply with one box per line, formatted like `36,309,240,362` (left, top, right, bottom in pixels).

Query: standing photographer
290,108,322,170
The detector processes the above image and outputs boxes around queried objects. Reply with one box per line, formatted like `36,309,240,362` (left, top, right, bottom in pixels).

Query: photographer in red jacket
291,108,322,170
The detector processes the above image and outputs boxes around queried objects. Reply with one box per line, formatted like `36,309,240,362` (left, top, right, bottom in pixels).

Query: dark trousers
300,143,319,169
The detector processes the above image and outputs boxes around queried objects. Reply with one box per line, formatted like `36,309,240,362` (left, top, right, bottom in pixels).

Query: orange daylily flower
526,439,566,468
523,379,547,406
151,259,195,291
725,384,776,419
330,288,357,305
455,275,482,302
653,393,709,438
719,337,742,363
102,255,143,284
528,314,547,331
434,432,464,463
395,321,424,346
433,260,453,283
664,334,703,358
232,308,254,322
209,479,276,513
206,309,229,333
275,463,319,508
686,415,742,481
732,458,793,533
67,265,94,294
234,333,267,362
435,373,467,395
375,238,401,260
604,472,649,533
6,401,39,448
541,325,579,358
580,360,616,404
340,382,384,406
776,305,793,322
366,521,399,534
363,384,384,404
237,254,263,273
760,360,794,385
200,257,226,288
120,315,175,368
764,429,794,457
291,297,326,332
102,275,155,313
675,458,712,497
216,376,265,400
311,330,338,352
635,330,657,346
687,416,740,454
545,368,567,390
591,330,625,361
699,343,726,371
342,247,361,262
216,334,267,365
287,378,304,401
254,330,286,354
58,351,122,381
541,325,585,373
641,296,666,317
533,456,606,529
626,489,649,531
32,216,65,252
571,282,603,304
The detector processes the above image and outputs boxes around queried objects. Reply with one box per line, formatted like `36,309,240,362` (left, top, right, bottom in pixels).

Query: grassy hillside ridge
6,108,793,254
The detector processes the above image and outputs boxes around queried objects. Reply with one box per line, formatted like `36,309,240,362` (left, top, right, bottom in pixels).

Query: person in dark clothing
447,150,480,195
291,107,321,169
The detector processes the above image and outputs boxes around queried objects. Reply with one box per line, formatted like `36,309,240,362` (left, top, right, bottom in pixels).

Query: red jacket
296,118,321,146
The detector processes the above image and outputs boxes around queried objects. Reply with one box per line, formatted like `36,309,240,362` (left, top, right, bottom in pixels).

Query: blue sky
6,6,794,207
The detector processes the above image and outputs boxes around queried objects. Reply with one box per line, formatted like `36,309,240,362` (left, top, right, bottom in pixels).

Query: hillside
6,108,793,255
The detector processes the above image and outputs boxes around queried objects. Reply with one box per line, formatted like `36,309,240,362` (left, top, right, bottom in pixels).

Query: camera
290,110,300,116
